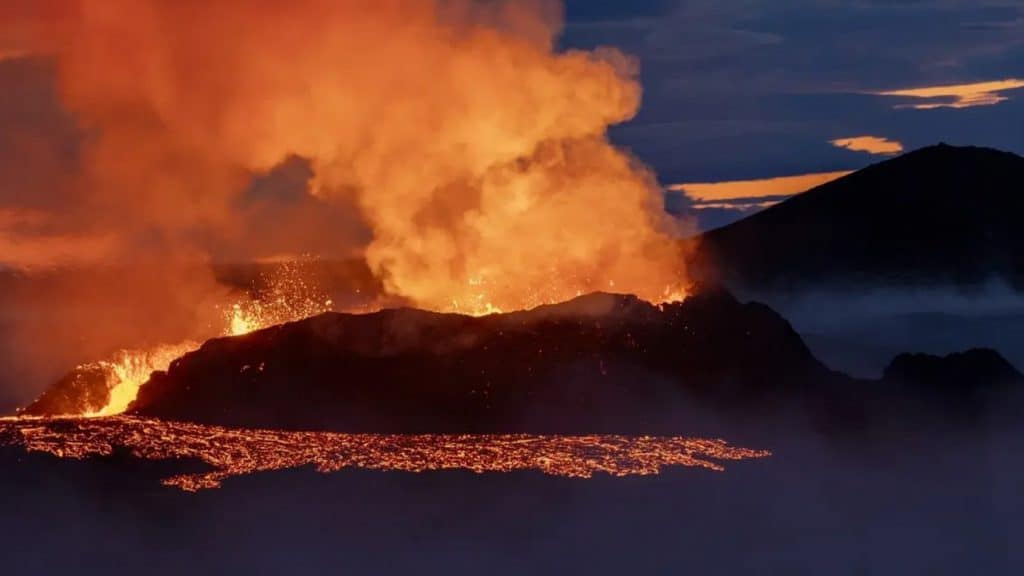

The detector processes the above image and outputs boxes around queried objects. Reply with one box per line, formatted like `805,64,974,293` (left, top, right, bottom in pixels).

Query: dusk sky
563,0,1024,228
1,0,1023,270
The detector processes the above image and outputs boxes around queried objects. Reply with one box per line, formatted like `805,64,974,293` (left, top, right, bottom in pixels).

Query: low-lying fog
740,280,1024,378
3,280,1024,574
2,411,1021,575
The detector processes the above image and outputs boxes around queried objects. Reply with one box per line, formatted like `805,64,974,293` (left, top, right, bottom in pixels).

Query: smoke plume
5,0,688,313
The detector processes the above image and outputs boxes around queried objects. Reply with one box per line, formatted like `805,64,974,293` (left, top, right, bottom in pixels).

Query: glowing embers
0,417,770,492
223,262,334,336
68,264,334,417
446,270,689,318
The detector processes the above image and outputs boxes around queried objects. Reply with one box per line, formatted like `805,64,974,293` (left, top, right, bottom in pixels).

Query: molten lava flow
86,343,199,417
0,416,770,492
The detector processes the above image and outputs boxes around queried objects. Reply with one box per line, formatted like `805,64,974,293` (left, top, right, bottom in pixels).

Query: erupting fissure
447,277,688,317
7,0,697,418
75,284,682,417
70,269,336,418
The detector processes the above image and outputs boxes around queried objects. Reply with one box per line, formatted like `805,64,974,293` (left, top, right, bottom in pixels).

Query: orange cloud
875,79,1024,109
0,209,117,269
691,200,782,211
0,48,30,61
668,171,852,203
830,135,903,155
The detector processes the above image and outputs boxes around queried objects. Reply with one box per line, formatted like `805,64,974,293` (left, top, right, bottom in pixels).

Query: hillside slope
690,144,1024,289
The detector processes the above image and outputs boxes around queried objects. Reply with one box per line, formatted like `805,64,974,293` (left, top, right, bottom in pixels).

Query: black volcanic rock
129,290,832,433
21,363,113,416
883,348,1024,392
690,145,1024,289
19,290,1024,434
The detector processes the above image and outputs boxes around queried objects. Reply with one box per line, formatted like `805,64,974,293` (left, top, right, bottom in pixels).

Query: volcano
125,289,828,433
689,144,1024,289
22,288,1022,435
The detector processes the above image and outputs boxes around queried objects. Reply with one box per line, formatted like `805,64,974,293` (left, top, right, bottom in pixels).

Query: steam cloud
5,0,688,313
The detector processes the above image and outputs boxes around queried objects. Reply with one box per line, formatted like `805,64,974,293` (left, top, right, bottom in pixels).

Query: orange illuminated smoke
6,1,690,314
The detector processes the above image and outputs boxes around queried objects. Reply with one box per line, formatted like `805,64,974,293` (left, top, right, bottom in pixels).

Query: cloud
0,48,29,61
563,0,1024,182
874,79,1024,109
666,170,854,231
0,209,117,269
692,195,791,209
830,136,904,155
668,171,852,203
691,199,783,212
0,57,82,212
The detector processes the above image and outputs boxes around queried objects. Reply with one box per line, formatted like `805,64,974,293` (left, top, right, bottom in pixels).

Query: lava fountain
21,264,335,418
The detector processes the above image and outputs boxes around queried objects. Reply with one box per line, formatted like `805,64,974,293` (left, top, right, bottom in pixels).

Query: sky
0,0,1022,268
562,0,1024,229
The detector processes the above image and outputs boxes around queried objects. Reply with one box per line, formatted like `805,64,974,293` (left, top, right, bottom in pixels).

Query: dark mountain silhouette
689,144,1024,289
884,348,1023,392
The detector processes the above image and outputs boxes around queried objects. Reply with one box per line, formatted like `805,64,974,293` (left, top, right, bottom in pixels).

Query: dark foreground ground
2,419,1022,576
4,283,1024,575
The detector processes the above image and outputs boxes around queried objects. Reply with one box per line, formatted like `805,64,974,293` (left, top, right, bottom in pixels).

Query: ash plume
4,0,690,313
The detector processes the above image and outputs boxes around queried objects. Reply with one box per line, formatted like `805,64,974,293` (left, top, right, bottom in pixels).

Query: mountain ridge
125,289,830,433
689,144,1024,289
